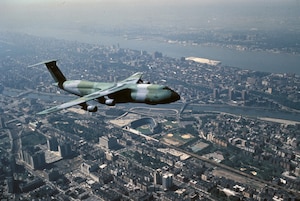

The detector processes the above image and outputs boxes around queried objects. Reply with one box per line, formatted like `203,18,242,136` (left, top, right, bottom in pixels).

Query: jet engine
138,79,150,84
105,98,115,106
86,105,98,112
137,79,150,84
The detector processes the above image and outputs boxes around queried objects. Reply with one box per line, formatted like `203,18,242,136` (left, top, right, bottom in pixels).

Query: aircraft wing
119,72,143,84
37,83,126,115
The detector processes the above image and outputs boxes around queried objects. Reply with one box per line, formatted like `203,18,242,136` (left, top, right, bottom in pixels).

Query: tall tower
213,88,219,100
162,173,173,190
153,169,162,185
228,88,235,101
47,137,58,151
58,143,72,158
241,90,247,100
20,147,46,170
31,151,46,169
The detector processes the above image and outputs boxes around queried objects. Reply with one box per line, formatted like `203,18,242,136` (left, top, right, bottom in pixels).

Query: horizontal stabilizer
28,60,57,68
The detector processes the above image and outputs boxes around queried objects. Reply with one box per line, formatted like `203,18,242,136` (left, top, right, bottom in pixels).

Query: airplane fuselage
30,60,180,114
62,80,180,106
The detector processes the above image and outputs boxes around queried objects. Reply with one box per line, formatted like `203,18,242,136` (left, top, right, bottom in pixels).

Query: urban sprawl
0,32,299,200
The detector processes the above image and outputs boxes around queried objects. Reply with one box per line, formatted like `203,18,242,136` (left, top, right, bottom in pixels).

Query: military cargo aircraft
30,60,180,115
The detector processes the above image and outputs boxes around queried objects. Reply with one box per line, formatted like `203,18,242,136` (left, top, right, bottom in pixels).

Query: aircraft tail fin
44,60,66,87
29,60,66,88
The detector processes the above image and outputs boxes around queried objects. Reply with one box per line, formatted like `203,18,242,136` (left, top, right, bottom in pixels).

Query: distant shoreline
10,29,300,75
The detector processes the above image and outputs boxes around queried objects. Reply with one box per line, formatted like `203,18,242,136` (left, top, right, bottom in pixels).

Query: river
25,28,300,75
98,36,300,75
185,104,300,122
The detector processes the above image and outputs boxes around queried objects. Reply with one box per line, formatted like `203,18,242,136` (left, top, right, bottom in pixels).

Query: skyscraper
153,169,162,185
47,137,58,151
228,88,235,101
213,88,219,100
242,90,248,100
58,143,72,158
99,136,118,150
162,173,173,190
20,147,46,170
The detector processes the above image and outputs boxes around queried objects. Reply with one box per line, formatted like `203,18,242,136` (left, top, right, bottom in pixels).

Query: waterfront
23,28,300,75
185,104,300,122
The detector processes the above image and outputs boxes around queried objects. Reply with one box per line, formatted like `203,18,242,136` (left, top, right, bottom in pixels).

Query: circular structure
130,117,161,134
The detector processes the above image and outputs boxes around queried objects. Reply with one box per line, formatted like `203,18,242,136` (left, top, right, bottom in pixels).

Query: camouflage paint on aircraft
29,60,180,115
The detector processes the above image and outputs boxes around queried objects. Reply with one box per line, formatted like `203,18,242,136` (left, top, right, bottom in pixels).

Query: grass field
162,131,194,146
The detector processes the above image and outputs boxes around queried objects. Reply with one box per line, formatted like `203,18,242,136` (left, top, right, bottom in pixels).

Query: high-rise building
213,88,219,100
162,173,173,190
20,147,46,170
47,137,58,151
58,143,72,158
99,136,118,150
242,90,248,100
153,170,173,189
228,88,235,101
81,162,98,175
153,169,162,185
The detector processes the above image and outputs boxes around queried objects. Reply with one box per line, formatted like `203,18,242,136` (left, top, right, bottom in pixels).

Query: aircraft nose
171,91,180,102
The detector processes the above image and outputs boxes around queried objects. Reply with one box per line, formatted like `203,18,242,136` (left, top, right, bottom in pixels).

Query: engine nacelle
86,105,98,112
105,99,115,106
138,79,150,84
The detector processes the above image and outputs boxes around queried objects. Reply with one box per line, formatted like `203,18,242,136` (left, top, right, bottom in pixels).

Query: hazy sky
1,0,300,35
